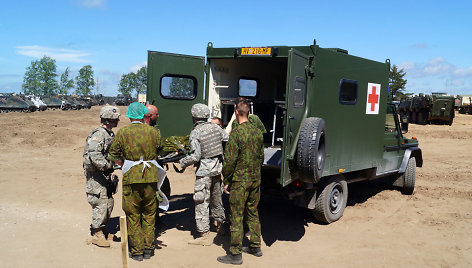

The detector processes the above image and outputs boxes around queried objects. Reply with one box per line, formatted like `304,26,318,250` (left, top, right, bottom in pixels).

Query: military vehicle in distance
398,93,455,125
42,95,67,110
27,95,47,111
114,94,132,106
0,93,36,113
456,95,472,114
147,40,423,223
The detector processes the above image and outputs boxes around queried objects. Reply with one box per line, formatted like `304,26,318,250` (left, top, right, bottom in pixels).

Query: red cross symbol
368,86,379,111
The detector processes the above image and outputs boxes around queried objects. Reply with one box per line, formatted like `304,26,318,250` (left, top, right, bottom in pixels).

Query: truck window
293,76,306,107
160,74,197,100
239,78,258,97
339,79,358,105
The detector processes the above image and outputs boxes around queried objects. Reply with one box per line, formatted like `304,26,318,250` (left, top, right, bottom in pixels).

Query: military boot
91,228,110,248
242,246,263,257
217,253,243,265
188,231,213,246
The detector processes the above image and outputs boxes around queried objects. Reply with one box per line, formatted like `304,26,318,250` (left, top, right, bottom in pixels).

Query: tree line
22,56,147,97
22,56,95,96
22,56,409,100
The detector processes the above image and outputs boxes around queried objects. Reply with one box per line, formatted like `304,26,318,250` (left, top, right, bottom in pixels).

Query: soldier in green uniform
108,102,165,262
225,97,266,135
217,101,264,265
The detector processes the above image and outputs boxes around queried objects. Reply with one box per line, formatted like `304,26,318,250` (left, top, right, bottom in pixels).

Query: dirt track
0,106,471,267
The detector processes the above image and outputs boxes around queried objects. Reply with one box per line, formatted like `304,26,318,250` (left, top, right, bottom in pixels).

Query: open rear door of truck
147,51,206,137
281,48,309,186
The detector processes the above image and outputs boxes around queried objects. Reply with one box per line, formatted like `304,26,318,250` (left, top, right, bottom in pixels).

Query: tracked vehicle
147,40,423,223
0,93,36,113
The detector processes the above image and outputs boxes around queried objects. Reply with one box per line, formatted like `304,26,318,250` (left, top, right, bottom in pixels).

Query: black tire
401,157,416,195
160,176,171,198
313,176,348,224
296,117,326,183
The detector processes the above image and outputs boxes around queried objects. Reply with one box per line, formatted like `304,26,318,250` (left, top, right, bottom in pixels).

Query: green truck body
147,40,422,223
398,93,455,125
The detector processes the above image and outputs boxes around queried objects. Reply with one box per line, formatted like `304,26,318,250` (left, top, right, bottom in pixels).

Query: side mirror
400,114,409,133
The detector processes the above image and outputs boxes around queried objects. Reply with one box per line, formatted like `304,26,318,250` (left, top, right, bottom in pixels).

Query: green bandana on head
126,102,148,119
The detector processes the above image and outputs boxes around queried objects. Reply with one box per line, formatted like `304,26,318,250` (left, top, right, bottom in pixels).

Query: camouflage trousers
229,180,261,255
194,175,225,233
122,183,157,255
85,172,114,229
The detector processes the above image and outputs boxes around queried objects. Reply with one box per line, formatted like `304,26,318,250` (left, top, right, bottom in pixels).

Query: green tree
118,72,136,96
135,66,147,96
389,65,410,100
22,61,41,95
75,65,95,96
22,56,58,95
58,67,74,95
169,77,194,98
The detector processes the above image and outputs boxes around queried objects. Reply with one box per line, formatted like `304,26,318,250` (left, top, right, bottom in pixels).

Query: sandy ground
0,106,471,268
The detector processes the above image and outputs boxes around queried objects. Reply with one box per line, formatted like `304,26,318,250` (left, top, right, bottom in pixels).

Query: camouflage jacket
108,122,162,185
180,121,229,177
223,121,264,185
231,114,267,134
83,126,114,173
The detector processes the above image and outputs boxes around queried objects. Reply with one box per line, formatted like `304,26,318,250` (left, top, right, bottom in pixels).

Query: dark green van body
147,41,422,223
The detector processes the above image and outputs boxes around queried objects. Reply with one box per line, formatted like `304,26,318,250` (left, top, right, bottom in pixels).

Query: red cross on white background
366,83,381,114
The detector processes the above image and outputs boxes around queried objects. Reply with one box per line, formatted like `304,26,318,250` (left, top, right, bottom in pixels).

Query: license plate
241,47,271,55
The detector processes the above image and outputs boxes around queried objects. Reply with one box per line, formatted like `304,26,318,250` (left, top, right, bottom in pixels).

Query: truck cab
147,40,422,223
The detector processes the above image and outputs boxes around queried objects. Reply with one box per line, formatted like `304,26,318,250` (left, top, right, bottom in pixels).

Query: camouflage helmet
191,103,210,119
100,105,121,119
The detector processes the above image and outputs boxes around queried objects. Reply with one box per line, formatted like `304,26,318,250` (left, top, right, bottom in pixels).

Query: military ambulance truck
147,40,423,224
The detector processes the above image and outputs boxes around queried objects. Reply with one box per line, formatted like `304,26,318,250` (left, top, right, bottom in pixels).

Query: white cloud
423,57,454,75
453,66,472,78
130,62,146,73
398,61,415,71
77,0,106,8
15,45,91,63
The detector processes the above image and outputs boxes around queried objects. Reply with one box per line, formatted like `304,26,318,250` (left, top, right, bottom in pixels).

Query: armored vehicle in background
27,95,47,111
42,95,67,110
114,94,132,106
0,93,36,113
456,95,472,114
398,93,455,125
147,40,423,224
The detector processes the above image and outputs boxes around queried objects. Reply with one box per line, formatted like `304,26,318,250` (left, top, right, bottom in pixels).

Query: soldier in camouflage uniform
225,97,267,135
108,102,165,262
217,101,264,265
180,103,229,246
83,105,121,248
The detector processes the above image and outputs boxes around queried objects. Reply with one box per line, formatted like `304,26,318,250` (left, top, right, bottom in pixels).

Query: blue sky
1,0,471,96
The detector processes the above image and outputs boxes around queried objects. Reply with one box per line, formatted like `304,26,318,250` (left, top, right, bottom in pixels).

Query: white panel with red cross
365,83,381,115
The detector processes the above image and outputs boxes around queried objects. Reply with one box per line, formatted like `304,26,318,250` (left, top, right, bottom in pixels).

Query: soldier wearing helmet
83,105,121,248
180,103,229,246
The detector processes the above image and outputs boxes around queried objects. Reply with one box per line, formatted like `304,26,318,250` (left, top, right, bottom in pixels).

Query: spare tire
296,117,326,183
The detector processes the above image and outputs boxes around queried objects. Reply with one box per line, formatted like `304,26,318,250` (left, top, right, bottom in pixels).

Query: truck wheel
313,176,347,223
401,157,416,195
297,117,326,183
